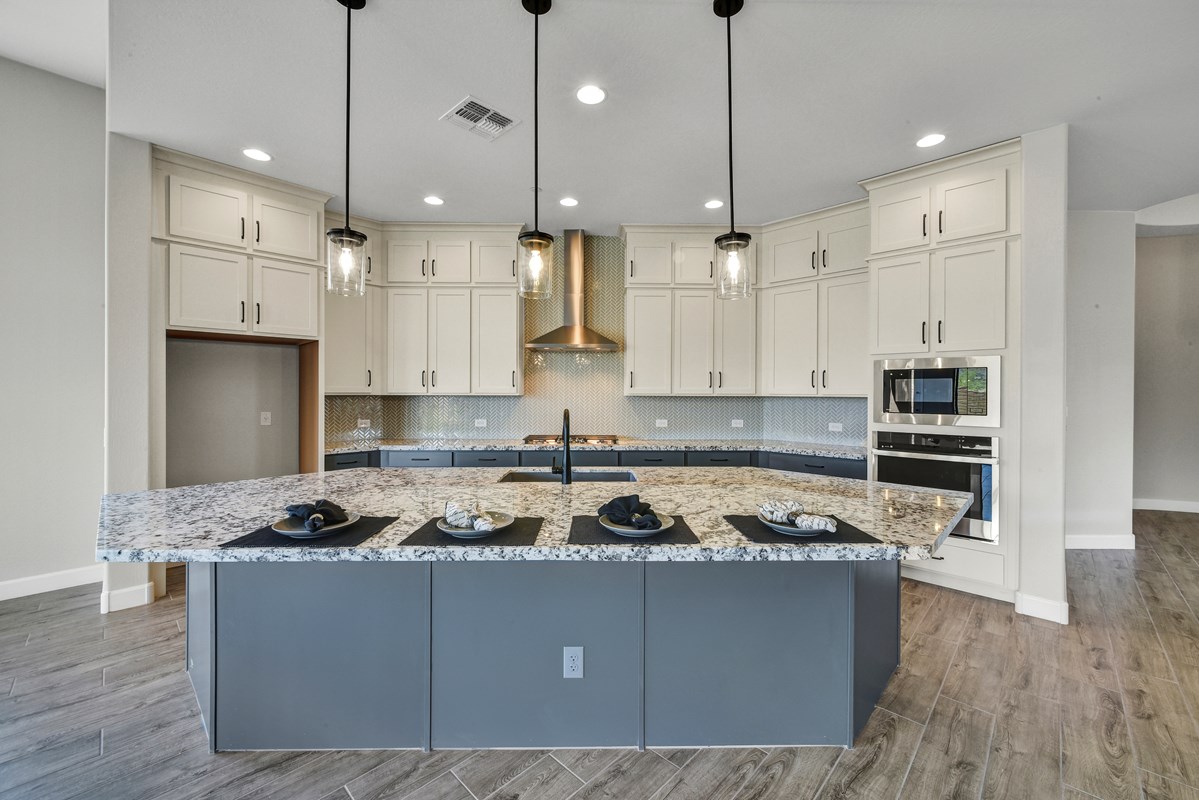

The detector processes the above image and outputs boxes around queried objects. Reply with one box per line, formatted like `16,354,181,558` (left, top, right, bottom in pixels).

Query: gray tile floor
2,510,1199,799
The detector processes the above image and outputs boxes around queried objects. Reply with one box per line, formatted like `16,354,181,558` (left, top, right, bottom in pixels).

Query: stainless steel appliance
872,431,998,543
874,356,1001,428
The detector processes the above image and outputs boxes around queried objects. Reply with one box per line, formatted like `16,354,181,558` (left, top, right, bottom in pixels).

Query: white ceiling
14,1,1199,233
0,0,107,87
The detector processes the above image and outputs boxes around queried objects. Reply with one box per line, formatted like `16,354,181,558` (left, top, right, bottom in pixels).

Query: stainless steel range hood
525,229,620,352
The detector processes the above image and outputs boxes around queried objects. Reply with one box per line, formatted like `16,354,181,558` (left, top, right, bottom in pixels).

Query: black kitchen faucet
551,409,573,484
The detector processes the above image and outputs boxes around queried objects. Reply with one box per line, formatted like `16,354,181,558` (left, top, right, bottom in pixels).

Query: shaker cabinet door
870,183,930,255
387,289,429,393
168,176,249,249
251,195,320,261
168,244,249,332
819,275,869,396
471,289,522,394
428,289,471,393
625,290,673,394
325,286,375,394
870,253,930,355
714,294,756,395
672,290,715,394
932,241,1008,351
252,260,319,338
760,284,818,396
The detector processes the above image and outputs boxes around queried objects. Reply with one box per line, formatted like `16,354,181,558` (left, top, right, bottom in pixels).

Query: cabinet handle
240,217,245,241
822,249,827,268
922,321,927,344
718,371,723,388
431,259,436,277
255,220,260,243
512,370,516,387
334,459,356,466
938,210,944,234
804,463,827,470
367,369,372,387
630,259,634,278
932,556,945,561
822,370,827,388
629,371,634,388
645,458,663,463
421,259,426,277
922,213,927,237
512,259,516,277
478,458,497,462
938,320,943,343
811,251,816,271
421,370,426,387
710,458,729,462
709,371,713,388
412,458,431,462
367,256,372,275
431,370,436,387
255,302,261,325
811,370,816,388
240,300,245,323
710,260,714,279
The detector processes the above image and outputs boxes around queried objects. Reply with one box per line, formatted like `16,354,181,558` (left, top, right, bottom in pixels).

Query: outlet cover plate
357,418,371,429
475,418,487,427
563,646,583,678
731,419,744,428
259,412,272,426
655,419,668,428
828,422,844,432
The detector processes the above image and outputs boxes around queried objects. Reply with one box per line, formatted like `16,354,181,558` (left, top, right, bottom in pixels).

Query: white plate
756,513,832,537
271,511,362,538
437,511,515,539
599,513,674,538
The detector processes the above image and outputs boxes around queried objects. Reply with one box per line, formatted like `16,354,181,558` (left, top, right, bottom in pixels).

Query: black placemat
723,514,880,545
399,517,544,546
568,515,700,545
221,515,398,548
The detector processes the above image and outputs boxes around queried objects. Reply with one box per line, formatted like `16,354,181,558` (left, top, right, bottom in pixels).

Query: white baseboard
1133,497,1199,514
1015,592,1070,625
1065,533,1136,550
0,564,105,602
100,581,155,614
900,566,1015,604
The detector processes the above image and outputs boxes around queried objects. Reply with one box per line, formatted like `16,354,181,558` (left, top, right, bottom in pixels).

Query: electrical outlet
828,422,844,432
475,418,487,428
656,419,668,428
357,418,371,429
731,419,744,428
563,646,583,679
259,412,272,426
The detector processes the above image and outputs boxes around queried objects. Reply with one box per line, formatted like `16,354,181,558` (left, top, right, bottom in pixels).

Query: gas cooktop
522,434,620,446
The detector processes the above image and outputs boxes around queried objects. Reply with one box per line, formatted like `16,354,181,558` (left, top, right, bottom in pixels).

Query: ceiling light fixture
424,195,444,205
325,0,368,297
560,197,578,207
916,133,946,148
705,199,724,209
576,85,606,105
242,148,272,162
517,0,554,301
713,0,751,301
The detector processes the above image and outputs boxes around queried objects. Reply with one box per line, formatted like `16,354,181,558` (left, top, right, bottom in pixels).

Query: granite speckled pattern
97,467,969,564
325,438,867,460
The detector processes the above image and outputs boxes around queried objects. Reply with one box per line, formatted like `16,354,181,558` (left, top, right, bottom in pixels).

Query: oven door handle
871,449,997,465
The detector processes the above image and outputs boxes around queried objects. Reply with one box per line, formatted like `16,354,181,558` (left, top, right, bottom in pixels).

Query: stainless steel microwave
874,356,1001,428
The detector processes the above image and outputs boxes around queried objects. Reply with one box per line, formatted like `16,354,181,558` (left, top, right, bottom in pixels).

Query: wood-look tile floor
4,510,1199,799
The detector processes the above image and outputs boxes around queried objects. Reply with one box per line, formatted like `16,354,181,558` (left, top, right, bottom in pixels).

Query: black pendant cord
533,11,540,234
726,13,735,235
344,0,352,228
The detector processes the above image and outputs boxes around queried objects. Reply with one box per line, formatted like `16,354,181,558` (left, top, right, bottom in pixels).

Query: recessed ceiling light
242,148,271,162
576,85,606,105
916,133,946,148
424,196,444,205
559,197,578,207
705,199,724,209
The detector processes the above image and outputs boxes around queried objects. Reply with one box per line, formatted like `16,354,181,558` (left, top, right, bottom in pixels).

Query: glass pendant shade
325,227,368,296
715,231,752,299
518,231,554,300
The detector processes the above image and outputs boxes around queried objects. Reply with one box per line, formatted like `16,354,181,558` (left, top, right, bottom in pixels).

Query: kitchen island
97,466,970,752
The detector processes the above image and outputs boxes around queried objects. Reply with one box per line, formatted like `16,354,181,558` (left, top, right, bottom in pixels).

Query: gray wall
1134,234,1199,508
1065,211,1136,546
166,340,299,487
0,58,105,590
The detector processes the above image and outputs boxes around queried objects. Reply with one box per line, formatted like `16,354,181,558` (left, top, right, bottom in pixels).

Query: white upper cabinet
625,234,673,285
251,259,319,338
673,236,716,286
388,240,428,283
429,241,471,284
870,183,930,255
251,194,320,261
714,295,756,395
168,176,249,249
870,252,931,354
387,289,429,393
472,241,519,285
428,288,471,394
819,210,870,275
761,205,867,285
168,244,248,332
759,284,819,396
933,169,1008,245
672,290,716,394
471,289,523,394
931,241,1008,351
625,289,673,394
819,275,869,395
325,286,379,394
765,222,819,283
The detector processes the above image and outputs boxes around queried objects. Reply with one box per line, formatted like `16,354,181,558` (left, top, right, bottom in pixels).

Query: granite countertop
97,466,969,564
326,438,867,460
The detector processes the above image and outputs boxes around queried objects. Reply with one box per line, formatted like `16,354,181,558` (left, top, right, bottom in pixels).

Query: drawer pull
335,460,356,466
412,458,431,462
478,458,497,462
710,458,729,463
932,556,945,561
645,458,663,462
804,463,826,469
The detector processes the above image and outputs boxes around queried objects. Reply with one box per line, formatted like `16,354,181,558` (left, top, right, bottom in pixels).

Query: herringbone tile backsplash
326,235,867,447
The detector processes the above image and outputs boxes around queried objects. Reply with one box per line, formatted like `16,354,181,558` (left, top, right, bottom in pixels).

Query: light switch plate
259,412,272,426
475,418,487,428
828,422,844,432
731,419,744,428
656,419,668,428
357,418,371,429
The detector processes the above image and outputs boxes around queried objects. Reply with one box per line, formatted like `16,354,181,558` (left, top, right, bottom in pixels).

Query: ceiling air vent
440,96,520,141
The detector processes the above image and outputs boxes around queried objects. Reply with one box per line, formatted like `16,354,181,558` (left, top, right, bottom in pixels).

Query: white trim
900,566,1015,604
100,581,155,614
1014,592,1069,625
1133,497,1199,514
1065,533,1136,550
0,564,105,602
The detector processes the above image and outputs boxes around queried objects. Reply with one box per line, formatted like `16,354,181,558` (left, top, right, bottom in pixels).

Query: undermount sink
498,470,638,483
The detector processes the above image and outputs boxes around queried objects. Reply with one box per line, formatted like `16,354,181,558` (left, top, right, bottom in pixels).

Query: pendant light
326,0,368,297
714,0,752,300
517,0,554,300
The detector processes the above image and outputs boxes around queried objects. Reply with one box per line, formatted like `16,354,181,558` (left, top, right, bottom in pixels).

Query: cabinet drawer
685,451,753,467
619,451,685,467
382,451,452,468
324,452,374,471
452,451,519,468
904,541,1005,586
765,453,866,479
520,451,620,468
